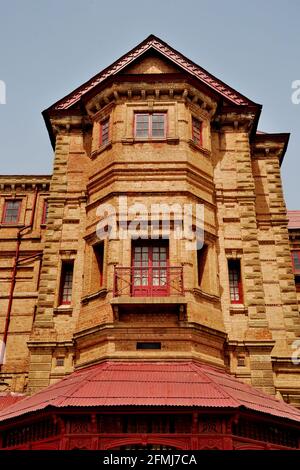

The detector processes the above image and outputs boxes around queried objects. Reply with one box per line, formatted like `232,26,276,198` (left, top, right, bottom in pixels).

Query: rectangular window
93,243,104,288
41,200,48,225
135,113,166,138
136,342,161,350
292,251,300,275
295,275,300,292
59,261,74,305
192,116,202,146
100,117,110,146
2,200,21,224
228,259,243,304
132,241,169,296
197,245,208,287
56,357,65,367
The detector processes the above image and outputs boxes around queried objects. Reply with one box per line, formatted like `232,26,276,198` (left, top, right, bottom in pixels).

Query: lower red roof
0,361,300,424
288,210,300,229
0,393,24,412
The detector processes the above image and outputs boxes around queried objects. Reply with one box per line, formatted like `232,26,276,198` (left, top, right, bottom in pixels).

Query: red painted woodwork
1,410,299,450
291,251,300,275
59,261,74,305
99,117,110,146
41,200,48,225
228,259,243,304
131,244,169,296
134,113,166,139
192,116,202,146
1,200,22,224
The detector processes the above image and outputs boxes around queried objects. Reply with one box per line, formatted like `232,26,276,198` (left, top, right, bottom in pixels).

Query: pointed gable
45,35,255,113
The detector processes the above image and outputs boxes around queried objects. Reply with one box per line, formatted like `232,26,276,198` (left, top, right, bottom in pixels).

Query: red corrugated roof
0,393,24,412
288,211,300,229
0,361,300,423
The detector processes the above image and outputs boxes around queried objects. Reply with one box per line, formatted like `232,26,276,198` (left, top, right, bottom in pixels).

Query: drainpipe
0,187,39,370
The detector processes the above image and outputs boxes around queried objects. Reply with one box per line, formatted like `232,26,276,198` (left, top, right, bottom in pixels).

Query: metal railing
113,266,184,297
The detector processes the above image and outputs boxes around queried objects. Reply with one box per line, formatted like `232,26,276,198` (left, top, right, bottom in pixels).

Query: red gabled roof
45,35,255,112
0,393,24,412
0,361,300,424
288,211,300,229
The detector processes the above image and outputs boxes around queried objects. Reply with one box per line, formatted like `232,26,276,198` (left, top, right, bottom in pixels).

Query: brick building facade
0,36,300,450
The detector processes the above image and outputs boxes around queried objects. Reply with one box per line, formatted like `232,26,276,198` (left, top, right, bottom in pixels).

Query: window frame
93,242,104,288
191,116,202,147
59,261,74,306
99,117,110,146
1,199,22,225
292,251,300,275
41,200,48,225
131,240,169,297
197,244,208,288
134,112,167,139
228,259,243,304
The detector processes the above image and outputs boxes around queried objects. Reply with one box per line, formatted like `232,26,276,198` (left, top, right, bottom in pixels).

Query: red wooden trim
41,200,48,225
192,116,202,146
59,261,74,306
99,117,110,146
291,250,300,274
1,199,22,225
228,259,243,304
134,112,167,139
131,241,169,297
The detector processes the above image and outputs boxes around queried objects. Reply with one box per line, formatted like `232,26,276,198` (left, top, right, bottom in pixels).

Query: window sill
193,287,220,304
229,304,248,315
53,306,73,315
0,223,23,227
121,137,179,145
188,139,211,156
81,287,107,305
91,141,112,159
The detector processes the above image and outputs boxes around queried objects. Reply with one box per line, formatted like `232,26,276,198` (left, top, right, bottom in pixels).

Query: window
41,200,48,225
56,357,65,367
197,245,208,287
136,342,161,350
237,354,246,367
2,200,21,224
135,113,166,138
132,242,168,296
292,251,300,275
93,243,104,288
192,116,202,146
295,276,300,292
59,261,74,305
100,117,110,146
228,259,243,304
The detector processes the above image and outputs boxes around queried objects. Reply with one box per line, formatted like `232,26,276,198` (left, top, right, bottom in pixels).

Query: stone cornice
0,176,51,192
85,81,217,119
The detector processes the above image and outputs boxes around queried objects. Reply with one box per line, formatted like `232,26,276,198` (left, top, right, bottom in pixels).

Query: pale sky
0,0,299,208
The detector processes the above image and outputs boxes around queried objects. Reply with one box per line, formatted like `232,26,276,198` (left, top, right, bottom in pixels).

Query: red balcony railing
113,266,184,297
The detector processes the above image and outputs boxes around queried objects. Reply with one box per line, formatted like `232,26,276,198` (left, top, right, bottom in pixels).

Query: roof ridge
55,362,110,407
44,35,255,113
188,363,240,406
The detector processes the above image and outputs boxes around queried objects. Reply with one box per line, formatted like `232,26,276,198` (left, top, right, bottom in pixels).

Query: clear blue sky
0,0,299,209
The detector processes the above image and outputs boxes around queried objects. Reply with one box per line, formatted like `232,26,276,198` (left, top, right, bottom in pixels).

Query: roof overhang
42,35,262,149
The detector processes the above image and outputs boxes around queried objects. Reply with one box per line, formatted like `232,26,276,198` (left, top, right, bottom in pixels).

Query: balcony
113,266,184,298
111,265,186,320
